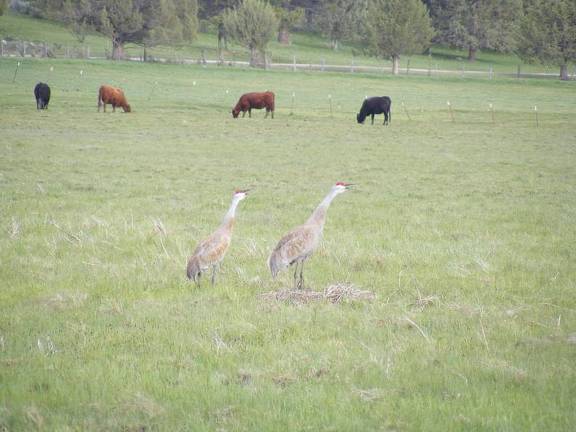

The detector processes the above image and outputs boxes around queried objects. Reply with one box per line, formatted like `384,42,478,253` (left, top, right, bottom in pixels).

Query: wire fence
1,39,573,80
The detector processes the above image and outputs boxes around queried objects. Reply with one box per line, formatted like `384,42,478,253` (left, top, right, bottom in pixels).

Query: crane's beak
235,189,250,195
344,183,355,190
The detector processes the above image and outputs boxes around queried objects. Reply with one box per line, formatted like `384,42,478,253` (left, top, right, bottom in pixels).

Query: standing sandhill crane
187,189,248,286
268,182,353,289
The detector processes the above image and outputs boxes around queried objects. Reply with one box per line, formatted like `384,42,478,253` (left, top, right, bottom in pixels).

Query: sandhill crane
187,189,248,286
268,182,353,289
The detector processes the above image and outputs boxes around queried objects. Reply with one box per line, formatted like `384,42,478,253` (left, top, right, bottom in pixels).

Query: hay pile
259,283,375,305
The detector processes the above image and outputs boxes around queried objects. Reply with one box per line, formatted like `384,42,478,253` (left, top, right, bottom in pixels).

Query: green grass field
1,55,575,431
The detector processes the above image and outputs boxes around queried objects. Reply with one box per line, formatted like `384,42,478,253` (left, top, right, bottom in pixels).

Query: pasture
0,58,575,431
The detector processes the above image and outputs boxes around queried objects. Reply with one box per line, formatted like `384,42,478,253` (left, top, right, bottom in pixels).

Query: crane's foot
296,278,304,290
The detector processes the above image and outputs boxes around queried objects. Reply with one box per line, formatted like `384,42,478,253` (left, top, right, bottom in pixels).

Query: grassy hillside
0,10,564,75
0,56,575,431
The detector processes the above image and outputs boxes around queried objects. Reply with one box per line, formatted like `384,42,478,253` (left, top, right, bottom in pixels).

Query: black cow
34,82,51,110
357,96,391,125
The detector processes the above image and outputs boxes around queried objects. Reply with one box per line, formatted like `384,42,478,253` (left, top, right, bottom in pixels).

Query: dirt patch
259,283,375,305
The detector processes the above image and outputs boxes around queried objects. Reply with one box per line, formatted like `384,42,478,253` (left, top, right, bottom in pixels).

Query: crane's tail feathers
187,256,201,282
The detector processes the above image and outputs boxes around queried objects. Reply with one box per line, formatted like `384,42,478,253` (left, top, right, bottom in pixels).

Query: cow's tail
97,87,103,112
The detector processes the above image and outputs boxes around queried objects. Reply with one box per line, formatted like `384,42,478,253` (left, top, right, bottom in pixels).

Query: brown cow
98,85,131,113
232,91,274,119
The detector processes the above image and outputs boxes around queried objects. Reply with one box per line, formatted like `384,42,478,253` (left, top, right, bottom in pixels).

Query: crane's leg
195,272,201,288
211,265,218,286
298,261,305,290
293,262,300,289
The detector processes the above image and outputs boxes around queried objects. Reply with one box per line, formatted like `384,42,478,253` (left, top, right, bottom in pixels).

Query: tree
518,0,576,81
0,0,9,16
274,3,304,45
198,0,236,20
223,0,278,67
364,0,434,74
430,0,521,62
38,0,197,60
314,0,366,50
95,1,145,59
61,0,92,43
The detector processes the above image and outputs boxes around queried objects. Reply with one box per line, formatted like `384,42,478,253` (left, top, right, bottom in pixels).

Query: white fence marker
447,100,454,122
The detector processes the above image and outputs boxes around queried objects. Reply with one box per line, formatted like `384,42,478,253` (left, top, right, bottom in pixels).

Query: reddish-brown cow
98,85,131,113
232,91,275,119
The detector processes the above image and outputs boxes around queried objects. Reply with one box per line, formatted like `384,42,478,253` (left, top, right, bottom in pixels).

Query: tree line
3,0,575,80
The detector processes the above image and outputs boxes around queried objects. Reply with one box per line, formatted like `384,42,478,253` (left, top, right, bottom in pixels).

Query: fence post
402,101,412,120
406,58,410,75
293,55,296,72
321,58,325,72
447,101,454,122
351,59,354,73
517,64,521,79
489,64,493,80
13,61,20,83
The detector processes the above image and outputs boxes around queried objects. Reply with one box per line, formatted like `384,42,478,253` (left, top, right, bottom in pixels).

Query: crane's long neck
220,196,241,230
306,189,338,229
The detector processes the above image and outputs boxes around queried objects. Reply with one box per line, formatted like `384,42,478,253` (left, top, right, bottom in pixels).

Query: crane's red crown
234,189,250,194
336,182,352,187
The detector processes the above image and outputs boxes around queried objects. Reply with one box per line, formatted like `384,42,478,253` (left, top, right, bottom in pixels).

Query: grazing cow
357,96,391,125
34,83,51,110
232,91,275,119
98,85,131,113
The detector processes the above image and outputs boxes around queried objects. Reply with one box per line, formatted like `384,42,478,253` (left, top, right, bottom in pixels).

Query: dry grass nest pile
260,283,375,305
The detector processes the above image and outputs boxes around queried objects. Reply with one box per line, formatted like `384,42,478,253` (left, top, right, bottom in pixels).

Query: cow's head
232,108,240,118
356,113,365,124
123,104,132,113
